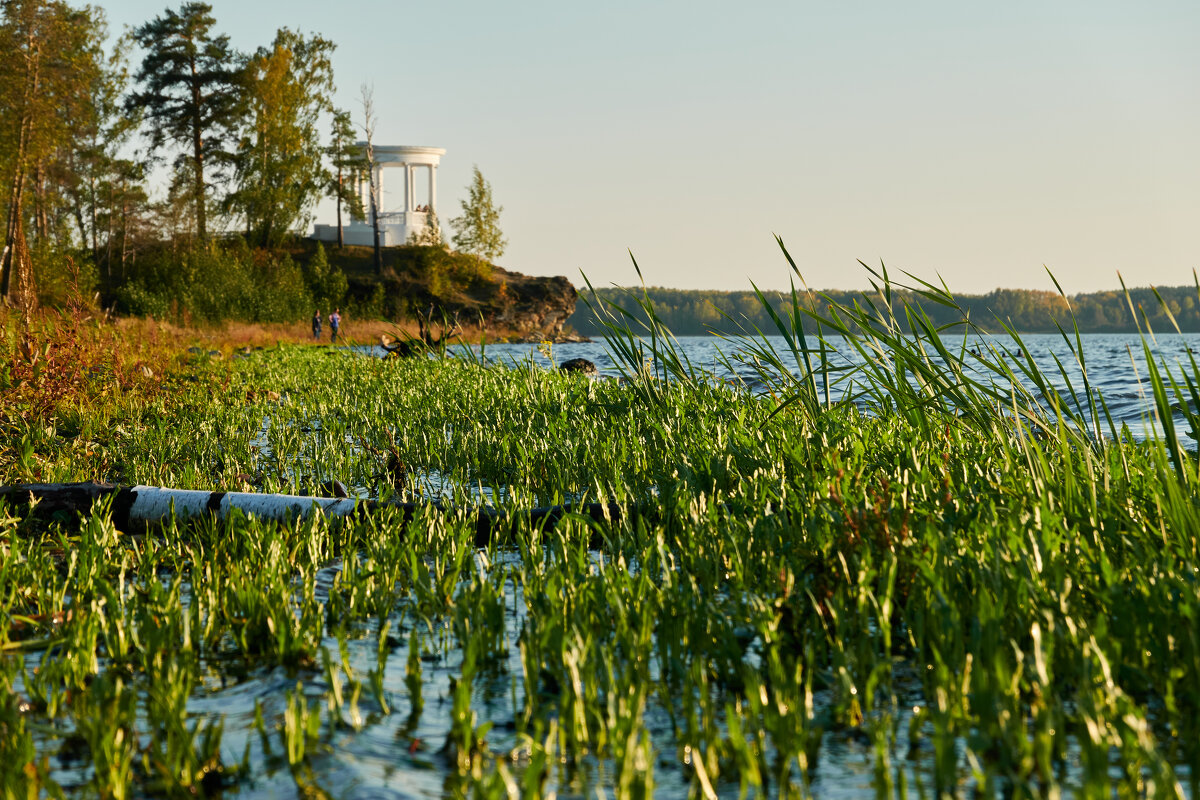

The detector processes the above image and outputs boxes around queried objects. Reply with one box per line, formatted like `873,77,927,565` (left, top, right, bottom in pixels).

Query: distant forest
567,285,1200,336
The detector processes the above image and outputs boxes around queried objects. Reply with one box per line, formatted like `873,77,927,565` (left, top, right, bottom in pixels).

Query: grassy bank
94,238,578,342
0,268,1198,798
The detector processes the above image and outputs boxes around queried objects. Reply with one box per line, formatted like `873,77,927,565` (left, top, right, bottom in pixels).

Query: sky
104,1,1199,294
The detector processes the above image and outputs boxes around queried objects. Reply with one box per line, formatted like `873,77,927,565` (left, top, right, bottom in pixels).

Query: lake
420,332,1200,437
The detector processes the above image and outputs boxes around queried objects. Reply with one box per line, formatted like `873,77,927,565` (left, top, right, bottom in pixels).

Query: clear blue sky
105,0,1199,294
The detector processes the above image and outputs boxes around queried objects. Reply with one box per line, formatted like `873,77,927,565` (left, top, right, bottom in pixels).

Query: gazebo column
429,165,436,213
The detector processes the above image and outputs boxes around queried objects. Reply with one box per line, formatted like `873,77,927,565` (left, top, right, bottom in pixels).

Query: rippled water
428,333,1200,437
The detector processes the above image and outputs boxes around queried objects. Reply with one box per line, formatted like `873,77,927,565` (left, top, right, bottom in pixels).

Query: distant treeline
567,285,1200,336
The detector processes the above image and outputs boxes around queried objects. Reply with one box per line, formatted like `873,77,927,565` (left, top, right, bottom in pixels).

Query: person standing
311,310,322,341
329,308,341,343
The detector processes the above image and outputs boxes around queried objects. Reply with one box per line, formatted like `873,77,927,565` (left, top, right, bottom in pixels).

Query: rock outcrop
338,245,582,341
483,266,577,339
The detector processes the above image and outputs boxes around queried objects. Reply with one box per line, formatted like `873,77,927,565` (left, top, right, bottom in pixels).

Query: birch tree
226,28,335,247
450,166,507,264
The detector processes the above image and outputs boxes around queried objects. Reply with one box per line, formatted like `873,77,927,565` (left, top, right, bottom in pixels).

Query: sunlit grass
0,256,1198,797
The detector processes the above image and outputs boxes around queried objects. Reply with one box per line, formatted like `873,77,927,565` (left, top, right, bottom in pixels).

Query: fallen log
0,482,625,546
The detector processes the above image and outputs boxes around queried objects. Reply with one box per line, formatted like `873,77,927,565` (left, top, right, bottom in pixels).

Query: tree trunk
369,172,382,272
189,52,207,241
1,31,37,303
33,159,47,240
0,482,626,545
88,170,99,269
372,214,381,273
119,199,128,276
335,164,344,249
105,181,115,276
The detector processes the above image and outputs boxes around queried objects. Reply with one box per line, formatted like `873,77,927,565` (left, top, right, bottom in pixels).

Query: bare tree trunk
71,190,87,248
66,148,89,248
335,164,344,249
33,160,47,240
360,85,382,274
1,27,40,306
104,181,115,275
0,193,20,299
366,156,381,271
119,198,129,276
0,482,626,545
371,188,381,272
88,170,99,268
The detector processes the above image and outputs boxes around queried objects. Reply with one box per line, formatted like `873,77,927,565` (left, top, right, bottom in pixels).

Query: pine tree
126,2,241,241
325,109,364,249
449,166,506,264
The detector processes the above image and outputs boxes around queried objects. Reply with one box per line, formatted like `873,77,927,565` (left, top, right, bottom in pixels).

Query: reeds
0,251,1198,797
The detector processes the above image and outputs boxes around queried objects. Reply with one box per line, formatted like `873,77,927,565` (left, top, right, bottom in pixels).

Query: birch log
0,483,625,545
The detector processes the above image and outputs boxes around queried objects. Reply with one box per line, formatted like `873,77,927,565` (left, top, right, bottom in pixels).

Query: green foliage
426,249,454,300
406,244,491,300
325,108,364,237
113,241,313,323
7,271,1200,794
30,240,95,307
126,2,241,240
449,166,506,263
407,208,444,247
348,282,385,320
226,28,336,248
66,22,141,263
304,243,346,310
113,280,170,318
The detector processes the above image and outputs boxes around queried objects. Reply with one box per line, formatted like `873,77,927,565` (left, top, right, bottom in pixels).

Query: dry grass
1,305,194,426
159,317,510,350
1,308,508,426
1,304,532,431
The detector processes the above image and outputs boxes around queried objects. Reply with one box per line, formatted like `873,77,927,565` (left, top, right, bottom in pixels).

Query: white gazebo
312,143,446,246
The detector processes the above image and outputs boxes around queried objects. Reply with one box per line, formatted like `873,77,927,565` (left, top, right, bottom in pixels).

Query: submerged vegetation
2,258,1200,798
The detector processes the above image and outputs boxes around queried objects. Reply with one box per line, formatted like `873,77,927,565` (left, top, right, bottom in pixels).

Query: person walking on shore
329,308,341,343
311,310,322,341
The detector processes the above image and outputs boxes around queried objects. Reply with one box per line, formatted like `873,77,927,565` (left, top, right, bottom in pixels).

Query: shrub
113,281,171,318
32,242,97,308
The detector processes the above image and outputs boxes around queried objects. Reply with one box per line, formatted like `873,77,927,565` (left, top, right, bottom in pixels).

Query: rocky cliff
330,243,580,340
483,266,578,338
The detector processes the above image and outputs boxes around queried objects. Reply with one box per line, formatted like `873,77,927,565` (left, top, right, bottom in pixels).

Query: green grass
0,261,1198,798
